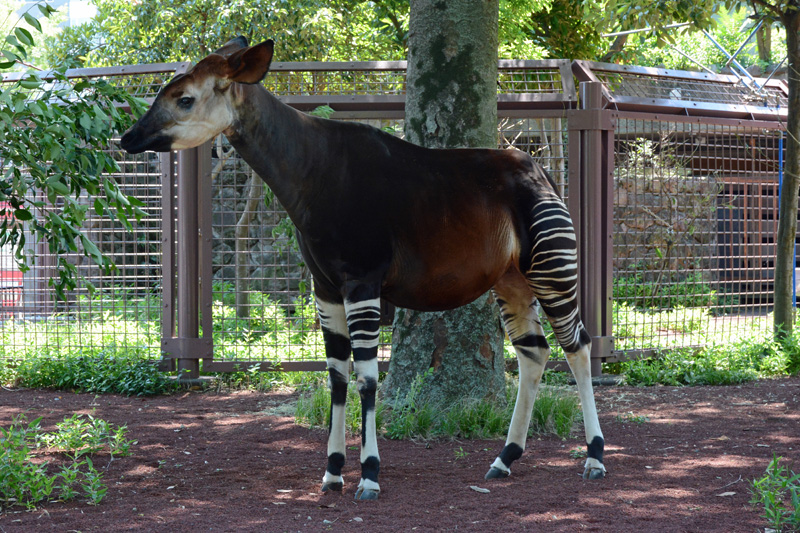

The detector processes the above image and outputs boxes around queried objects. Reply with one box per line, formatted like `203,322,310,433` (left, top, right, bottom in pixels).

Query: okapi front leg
344,286,382,500
316,298,351,493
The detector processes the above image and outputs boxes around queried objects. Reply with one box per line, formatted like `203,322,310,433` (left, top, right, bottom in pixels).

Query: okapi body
121,37,606,500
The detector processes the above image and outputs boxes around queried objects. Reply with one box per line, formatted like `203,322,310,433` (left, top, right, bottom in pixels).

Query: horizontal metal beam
201,360,391,373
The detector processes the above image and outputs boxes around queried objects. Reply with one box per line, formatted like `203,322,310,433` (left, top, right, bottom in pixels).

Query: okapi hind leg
316,298,351,493
565,336,606,479
486,282,549,480
524,194,606,479
543,312,606,479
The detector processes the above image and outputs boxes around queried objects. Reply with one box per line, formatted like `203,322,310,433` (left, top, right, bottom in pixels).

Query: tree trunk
774,9,800,339
381,0,504,406
235,169,263,318
756,21,771,65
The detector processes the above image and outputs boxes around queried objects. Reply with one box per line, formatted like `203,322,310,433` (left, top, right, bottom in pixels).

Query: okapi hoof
321,481,343,492
355,487,379,500
582,467,606,480
485,467,510,480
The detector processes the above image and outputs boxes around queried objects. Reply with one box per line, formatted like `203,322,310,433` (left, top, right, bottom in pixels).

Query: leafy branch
1,2,147,299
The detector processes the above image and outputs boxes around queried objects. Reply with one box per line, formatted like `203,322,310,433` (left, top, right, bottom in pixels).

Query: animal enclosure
0,59,790,374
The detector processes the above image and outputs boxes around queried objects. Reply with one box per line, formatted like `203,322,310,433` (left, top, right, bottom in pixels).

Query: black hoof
355,488,379,500
485,467,509,480
321,481,343,492
582,467,605,480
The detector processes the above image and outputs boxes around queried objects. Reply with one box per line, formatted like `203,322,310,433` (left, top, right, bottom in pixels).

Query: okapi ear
225,40,275,85
213,36,249,58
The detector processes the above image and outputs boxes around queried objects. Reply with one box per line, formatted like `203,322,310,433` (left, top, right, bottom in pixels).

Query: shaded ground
1,376,799,532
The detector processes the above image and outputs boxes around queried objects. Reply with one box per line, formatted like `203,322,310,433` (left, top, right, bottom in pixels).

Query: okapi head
120,37,274,154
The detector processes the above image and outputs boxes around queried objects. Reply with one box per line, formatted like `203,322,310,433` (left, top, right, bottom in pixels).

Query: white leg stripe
323,471,343,484
316,299,349,338
491,457,511,474
344,299,381,312
345,298,381,350
327,357,349,459
358,478,380,493
584,457,606,474
566,345,604,445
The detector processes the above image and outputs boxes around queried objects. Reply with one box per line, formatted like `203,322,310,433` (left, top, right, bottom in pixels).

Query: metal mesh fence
612,116,782,354
0,65,185,366
595,70,788,107
207,114,570,366
0,145,163,364
267,64,406,96
0,59,789,372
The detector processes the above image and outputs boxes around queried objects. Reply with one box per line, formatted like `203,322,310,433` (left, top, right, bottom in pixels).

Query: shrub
0,414,133,510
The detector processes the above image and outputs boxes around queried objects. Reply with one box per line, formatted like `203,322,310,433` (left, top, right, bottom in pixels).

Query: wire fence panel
0,146,164,364
0,64,187,367
0,59,790,373
612,115,782,355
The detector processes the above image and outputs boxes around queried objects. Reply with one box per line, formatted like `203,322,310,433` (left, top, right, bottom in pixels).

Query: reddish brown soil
1,377,799,532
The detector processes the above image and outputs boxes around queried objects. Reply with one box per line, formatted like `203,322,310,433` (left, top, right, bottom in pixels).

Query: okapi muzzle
120,104,175,154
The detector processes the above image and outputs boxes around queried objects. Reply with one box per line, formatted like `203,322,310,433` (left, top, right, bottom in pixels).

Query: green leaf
47,180,70,197
38,3,57,17
13,208,32,221
80,235,103,262
14,28,34,47
19,77,41,90
23,13,42,33
93,198,105,216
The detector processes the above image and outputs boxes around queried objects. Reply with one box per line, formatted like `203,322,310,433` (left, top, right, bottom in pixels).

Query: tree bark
235,169,263,319
756,21,772,65
381,0,505,406
774,8,800,338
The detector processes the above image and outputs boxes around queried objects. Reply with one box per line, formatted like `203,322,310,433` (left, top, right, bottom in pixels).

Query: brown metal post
198,142,214,359
177,148,200,380
160,151,177,372
568,81,615,376
161,142,213,379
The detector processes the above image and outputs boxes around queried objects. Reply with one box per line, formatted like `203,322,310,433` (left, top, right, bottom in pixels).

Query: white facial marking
165,77,235,149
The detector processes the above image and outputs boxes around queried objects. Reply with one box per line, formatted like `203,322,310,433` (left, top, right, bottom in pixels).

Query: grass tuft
0,414,133,510
295,375,582,441
750,455,800,532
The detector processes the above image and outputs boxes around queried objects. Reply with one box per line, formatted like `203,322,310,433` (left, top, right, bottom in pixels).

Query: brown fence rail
0,60,790,376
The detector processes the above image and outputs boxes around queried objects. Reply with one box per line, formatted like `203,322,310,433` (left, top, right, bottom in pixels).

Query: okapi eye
177,96,195,110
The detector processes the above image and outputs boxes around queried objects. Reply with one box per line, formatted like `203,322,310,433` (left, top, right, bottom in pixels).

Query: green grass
614,272,718,309
615,412,650,425
9,352,178,396
295,374,582,441
750,455,800,532
606,333,800,387
0,286,326,395
0,414,134,510
1,282,798,396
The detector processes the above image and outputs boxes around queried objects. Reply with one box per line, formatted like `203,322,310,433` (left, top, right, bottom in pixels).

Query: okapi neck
224,84,322,227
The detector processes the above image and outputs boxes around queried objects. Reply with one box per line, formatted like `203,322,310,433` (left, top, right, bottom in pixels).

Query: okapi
121,37,606,500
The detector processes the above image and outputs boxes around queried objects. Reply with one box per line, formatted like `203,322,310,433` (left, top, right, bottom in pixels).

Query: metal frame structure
0,59,791,377
571,62,789,367
160,59,577,377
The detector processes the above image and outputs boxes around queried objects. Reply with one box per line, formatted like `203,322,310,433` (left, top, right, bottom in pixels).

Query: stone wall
613,156,718,282
210,147,308,301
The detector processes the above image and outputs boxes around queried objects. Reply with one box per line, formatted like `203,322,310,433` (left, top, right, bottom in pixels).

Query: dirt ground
1,376,799,533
